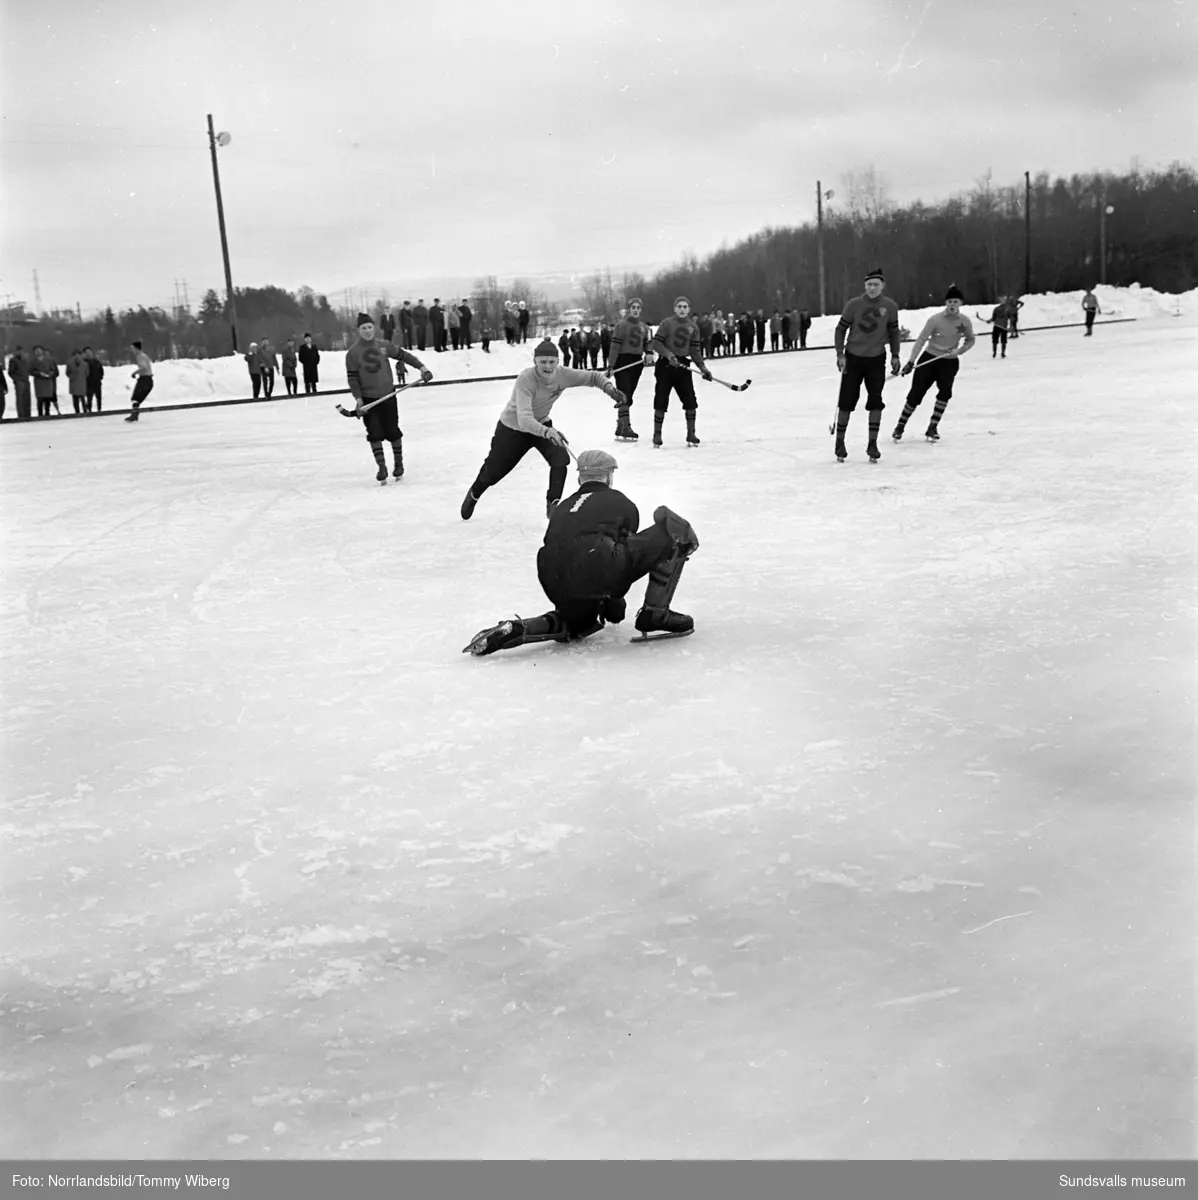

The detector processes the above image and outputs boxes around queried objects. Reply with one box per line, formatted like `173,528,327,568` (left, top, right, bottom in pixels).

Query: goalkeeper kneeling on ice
463,450,699,656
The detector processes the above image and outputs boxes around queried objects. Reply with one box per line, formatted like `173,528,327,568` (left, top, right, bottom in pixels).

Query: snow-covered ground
1,311,1194,1159
11,284,1192,413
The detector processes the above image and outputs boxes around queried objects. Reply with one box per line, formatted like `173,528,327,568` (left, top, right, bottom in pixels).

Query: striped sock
868,412,881,443
928,398,949,431
370,441,386,468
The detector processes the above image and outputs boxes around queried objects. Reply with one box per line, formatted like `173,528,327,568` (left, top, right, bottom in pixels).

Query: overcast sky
2,0,1194,314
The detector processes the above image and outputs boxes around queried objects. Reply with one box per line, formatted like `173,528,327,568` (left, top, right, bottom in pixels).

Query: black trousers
538,523,675,633
87,382,102,411
14,381,32,420
262,368,275,397
653,359,697,412
837,352,887,412
1085,311,1096,332
362,397,401,442
905,353,959,406
991,328,1008,354
250,374,262,398
610,354,644,405
130,376,155,409
471,419,570,503
303,373,318,394
284,374,298,395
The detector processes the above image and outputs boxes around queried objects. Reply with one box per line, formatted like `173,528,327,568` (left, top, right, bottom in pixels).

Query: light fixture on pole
207,115,239,353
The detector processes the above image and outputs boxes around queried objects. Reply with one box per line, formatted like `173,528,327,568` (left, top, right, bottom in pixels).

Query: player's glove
420,368,433,383
901,361,915,376
543,426,568,447
607,386,625,406
642,351,655,364
699,367,713,382
891,356,902,376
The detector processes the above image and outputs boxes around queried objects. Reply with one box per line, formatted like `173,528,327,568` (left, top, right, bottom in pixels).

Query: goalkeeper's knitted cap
944,284,964,301
674,296,691,306
627,297,644,307
356,312,373,326
533,339,559,358
864,267,885,282
576,449,618,478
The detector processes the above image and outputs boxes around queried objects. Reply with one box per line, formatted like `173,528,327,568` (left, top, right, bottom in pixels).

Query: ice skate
632,607,694,642
835,437,847,462
685,415,700,447
463,618,526,657
124,414,139,423
376,464,389,484
392,462,404,479
867,440,881,462
925,427,940,442
460,489,478,520
892,425,905,441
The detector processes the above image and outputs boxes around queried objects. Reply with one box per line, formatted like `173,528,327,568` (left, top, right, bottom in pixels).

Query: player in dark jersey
345,312,432,482
463,450,699,655
647,297,713,447
607,298,654,440
832,268,901,462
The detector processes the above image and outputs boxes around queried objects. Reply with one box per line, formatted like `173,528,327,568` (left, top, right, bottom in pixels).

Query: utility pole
207,114,239,352
816,181,827,318
1099,188,1113,286
1023,171,1031,297
33,270,42,318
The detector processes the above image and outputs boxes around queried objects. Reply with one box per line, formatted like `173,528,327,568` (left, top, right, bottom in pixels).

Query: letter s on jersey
362,346,383,373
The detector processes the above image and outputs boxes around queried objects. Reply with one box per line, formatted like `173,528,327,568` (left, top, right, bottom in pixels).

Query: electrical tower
33,270,42,317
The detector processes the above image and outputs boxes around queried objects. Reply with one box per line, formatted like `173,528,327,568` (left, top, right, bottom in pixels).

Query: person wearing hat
460,338,626,521
607,298,654,441
463,449,699,655
832,268,902,462
646,296,713,447
345,312,433,483
892,285,976,443
245,342,263,399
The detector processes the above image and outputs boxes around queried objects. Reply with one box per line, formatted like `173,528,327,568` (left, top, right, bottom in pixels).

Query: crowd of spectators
4,344,107,420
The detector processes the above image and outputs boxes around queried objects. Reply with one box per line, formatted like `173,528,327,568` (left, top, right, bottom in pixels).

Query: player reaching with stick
646,297,713,447
463,449,699,655
607,298,654,441
460,339,626,521
892,285,975,442
345,312,433,483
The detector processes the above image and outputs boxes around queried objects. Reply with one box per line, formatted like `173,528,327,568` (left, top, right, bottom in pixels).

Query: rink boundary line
0,317,1141,425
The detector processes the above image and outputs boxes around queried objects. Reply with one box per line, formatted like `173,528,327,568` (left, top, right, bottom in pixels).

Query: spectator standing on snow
518,301,531,343
282,337,299,395
459,302,473,349
399,301,415,349
245,342,262,398
769,310,781,351
84,347,104,411
67,349,88,414
798,309,812,349
8,346,32,420
31,346,60,417
298,333,320,394
413,300,429,351
258,339,279,397
1081,289,1100,336
378,309,396,343
447,301,461,350
429,300,446,352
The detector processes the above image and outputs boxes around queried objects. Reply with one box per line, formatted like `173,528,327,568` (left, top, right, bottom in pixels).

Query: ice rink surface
2,316,1194,1159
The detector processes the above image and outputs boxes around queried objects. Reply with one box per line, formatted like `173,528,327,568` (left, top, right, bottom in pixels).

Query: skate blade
630,628,695,643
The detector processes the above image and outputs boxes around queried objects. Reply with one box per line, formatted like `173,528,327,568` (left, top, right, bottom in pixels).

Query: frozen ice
1,295,1194,1159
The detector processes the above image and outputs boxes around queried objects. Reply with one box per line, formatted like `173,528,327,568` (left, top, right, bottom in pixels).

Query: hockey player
463,449,698,655
646,297,713,447
832,268,901,462
607,297,654,441
460,339,626,520
344,312,433,483
124,341,155,422
892,285,975,442
1081,288,1100,335
978,296,1012,358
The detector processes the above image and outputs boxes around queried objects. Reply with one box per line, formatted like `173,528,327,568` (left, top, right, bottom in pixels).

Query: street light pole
816,180,826,317
1100,191,1114,286
1023,170,1031,297
207,113,239,353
